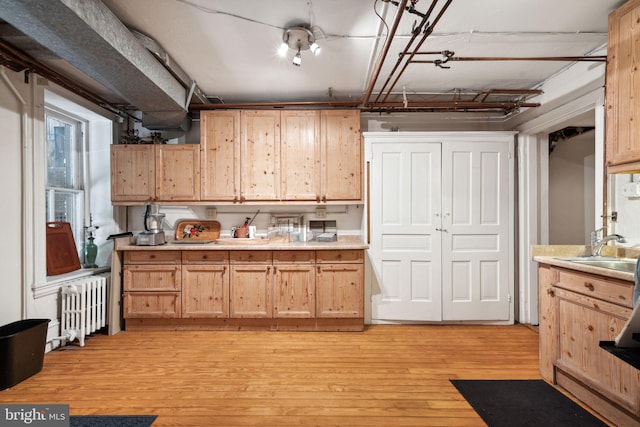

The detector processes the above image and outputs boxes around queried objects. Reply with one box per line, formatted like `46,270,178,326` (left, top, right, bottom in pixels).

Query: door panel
442,142,511,321
370,142,442,321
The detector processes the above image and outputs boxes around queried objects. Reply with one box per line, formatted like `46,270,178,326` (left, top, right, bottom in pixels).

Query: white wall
612,174,640,245
0,68,26,325
548,131,596,245
0,66,118,348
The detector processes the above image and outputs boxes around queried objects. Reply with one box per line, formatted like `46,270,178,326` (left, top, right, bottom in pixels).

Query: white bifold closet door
370,139,512,322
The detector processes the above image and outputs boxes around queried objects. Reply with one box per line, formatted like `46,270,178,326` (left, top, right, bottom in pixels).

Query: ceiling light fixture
279,25,321,66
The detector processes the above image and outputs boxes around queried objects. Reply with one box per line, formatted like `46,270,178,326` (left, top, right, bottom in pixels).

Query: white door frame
515,88,605,325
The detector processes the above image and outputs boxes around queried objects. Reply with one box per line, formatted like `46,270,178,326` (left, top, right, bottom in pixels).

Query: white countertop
533,255,635,282
114,236,368,251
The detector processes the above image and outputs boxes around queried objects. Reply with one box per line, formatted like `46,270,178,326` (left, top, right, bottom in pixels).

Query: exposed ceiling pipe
410,54,607,68
378,0,454,104
0,0,192,132
362,0,408,105
189,100,362,110
369,0,435,104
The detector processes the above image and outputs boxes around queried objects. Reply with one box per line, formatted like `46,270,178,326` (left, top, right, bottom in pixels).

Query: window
45,109,86,254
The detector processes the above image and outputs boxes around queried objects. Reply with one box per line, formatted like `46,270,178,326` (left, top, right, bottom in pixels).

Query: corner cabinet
606,0,640,173
199,109,362,203
111,144,200,203
538,263,640,426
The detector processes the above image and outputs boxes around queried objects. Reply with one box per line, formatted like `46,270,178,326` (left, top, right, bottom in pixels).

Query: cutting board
46,222,81,275
174,220,221,241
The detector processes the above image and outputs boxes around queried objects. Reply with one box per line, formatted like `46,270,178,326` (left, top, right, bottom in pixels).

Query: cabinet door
156,144,201,201
320,110,362,201
123,292,181,318
273,264,315,318
110,144,155,202
316,264,363,318
554,287,640,415
200,111,241,201
240,110,281,201
606,0,640,171
182,264,229,318
280,110,321,201
230,264,273,318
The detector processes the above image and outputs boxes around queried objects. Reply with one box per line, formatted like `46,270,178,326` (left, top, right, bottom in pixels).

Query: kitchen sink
556,256,638,274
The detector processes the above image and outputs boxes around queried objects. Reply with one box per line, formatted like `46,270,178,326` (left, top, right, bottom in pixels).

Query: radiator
60,274,109,347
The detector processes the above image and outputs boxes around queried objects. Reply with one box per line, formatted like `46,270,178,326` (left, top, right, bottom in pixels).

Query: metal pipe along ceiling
376,0,454,104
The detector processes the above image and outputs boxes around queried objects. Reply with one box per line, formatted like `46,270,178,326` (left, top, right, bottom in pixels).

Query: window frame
44,107,90,257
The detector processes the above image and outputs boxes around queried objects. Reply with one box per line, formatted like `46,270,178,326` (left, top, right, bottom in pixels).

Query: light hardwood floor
0,324,601,426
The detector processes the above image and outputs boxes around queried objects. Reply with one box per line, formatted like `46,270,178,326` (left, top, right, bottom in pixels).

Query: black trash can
0,319,50,390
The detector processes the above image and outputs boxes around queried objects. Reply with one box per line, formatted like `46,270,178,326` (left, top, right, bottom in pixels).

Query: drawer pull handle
584,282,595,291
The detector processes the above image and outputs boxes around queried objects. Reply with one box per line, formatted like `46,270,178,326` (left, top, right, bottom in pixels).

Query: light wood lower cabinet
230,251,273,318
182,251,229,318
122,249,364,330
273,250,315,318
123,251,182,318
316,263,364,318
538,264,640,426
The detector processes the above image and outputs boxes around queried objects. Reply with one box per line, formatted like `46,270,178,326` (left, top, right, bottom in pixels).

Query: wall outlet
623,182,640,198
316,207,327,218
205,207,217,219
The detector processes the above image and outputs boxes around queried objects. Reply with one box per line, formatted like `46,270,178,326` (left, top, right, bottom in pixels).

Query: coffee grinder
136,204,166,245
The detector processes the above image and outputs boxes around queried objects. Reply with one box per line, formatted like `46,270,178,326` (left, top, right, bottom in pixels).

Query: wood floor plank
0,324,583,426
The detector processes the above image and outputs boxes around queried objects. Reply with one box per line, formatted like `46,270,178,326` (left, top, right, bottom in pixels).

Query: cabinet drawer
182,250,229,264
123,265,181,291
123,292,181,318
273,250,315,264
124,250,181,264
230,250,272,264
316,250,364,264
555,268,633,308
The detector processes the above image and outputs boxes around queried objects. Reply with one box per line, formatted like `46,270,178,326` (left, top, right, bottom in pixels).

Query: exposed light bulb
310,42,321,55
292,51,302,66
278,42,289,57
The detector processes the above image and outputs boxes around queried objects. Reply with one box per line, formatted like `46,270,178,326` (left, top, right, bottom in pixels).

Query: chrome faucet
592,234,626,257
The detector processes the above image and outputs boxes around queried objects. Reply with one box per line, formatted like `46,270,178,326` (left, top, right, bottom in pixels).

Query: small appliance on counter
136,204,166,246
309,220,338,242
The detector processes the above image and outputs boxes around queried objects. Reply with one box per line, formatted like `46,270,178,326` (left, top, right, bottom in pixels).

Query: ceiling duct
0,0,193,133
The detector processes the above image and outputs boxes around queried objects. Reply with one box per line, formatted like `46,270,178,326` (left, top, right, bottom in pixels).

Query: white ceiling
0,0,627,119
98,0,624,111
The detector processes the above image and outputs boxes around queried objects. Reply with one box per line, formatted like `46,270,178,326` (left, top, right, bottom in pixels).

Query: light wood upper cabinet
606,0,640,173
240,110,281,201
156,144,200,201
200,110,240,201
198,109,362,203
280,110,321,201
111,144,200,203
111,144,155,202
321,110,362,201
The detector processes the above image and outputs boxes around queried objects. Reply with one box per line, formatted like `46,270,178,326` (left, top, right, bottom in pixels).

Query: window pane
46,115,79,189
